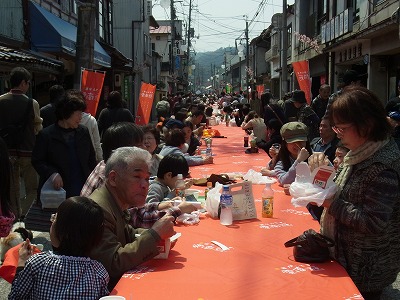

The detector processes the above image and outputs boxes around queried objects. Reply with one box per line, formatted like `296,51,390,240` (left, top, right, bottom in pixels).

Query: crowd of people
0,66,400,299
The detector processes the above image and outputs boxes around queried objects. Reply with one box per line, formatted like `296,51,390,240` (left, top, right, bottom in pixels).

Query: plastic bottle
205,146,212,157
204,181,212,201
262,182,274,218
220,185,233,225
175,174,186,198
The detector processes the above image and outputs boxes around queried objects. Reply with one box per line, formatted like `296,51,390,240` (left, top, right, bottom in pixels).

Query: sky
152,0,295,53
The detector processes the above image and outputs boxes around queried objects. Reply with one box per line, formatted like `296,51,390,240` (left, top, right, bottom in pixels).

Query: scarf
320,139,389,252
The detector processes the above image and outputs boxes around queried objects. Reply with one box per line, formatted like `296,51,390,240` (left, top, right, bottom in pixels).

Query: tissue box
154,233,181,259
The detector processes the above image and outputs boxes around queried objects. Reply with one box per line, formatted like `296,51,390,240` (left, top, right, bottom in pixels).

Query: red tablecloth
111,124,362,300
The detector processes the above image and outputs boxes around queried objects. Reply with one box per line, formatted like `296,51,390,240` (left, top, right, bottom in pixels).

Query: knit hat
280,122,308,143
290,90,307,104
165,118,184,129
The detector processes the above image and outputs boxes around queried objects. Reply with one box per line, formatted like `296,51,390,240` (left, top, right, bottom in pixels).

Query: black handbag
284,229,335,263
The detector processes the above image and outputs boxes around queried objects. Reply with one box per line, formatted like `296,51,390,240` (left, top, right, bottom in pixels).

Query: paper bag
229,181,257,221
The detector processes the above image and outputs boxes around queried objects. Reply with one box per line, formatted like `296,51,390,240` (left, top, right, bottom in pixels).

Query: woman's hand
18,239,33,267
308,152,330,172
296,147,310,163
52,174,63,190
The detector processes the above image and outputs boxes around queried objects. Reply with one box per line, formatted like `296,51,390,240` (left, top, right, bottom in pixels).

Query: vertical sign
136,82,156,125
80,69,105,116
292,60,311,104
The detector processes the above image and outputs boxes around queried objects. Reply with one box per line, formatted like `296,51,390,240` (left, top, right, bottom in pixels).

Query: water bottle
219,185,233,225
175,174,186,198
262,182,274,218
206,147,212,157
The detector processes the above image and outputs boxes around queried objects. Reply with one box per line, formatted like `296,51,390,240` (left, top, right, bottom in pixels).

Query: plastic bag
205,182,223,218
176,211,201,225
40,176,66,209
290,162,338,207
243,169,276,184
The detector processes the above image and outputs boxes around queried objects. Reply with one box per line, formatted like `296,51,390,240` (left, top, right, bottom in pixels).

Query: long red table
111,124,362,300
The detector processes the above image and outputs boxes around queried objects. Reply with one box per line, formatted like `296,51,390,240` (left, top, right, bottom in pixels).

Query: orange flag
292,60,311,104
80,69,105,116
136,82,156,125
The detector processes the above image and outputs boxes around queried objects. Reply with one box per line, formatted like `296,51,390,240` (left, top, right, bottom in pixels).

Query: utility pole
170,0,176,93
281,0,288,96
74,0,96,89
186,0,193,92
245,16,249,99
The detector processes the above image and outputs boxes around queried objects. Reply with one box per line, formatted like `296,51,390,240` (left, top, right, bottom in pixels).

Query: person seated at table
160,129,213,166
183,121,201,156
88,147,176,290
241,111,267,147
142,124,163,177
260,119,283,177
146,154,196,210
9,196,109,299
274,121,312,185
185,110,205,136
332,141,349,171
310,117,339,164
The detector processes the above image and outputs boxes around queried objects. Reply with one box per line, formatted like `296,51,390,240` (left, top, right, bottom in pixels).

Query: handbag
193,174,235,187
284,229,334,263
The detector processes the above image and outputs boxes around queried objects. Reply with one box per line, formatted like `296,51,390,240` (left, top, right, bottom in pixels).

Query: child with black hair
146,154,195,209
9,196,109,299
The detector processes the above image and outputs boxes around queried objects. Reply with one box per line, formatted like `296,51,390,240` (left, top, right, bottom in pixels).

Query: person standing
40,85,65,128
97,91,134,137
321,86,400,300
291,90,320,141
311,84,331,121
155,96,170,121
0,67,42,219
32,90,96,203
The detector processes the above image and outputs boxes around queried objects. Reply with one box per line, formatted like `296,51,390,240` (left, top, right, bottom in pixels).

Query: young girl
9,197,109,299
274,122,312,185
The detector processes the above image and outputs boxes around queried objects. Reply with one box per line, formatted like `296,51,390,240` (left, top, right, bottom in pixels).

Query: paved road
0,226,399,299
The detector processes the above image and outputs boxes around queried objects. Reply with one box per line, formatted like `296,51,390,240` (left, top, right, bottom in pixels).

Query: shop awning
29,1,111,68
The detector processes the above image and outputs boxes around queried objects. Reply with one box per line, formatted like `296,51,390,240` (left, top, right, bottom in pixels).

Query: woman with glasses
9,196,109,299
320,86,400,300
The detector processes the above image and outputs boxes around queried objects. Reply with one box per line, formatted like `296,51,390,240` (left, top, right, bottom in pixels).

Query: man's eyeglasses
331,124,353,134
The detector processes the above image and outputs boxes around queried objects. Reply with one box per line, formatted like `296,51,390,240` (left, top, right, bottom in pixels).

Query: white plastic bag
243,169,276,184
205,182,223,218
40,176,66,209
290,162,338,207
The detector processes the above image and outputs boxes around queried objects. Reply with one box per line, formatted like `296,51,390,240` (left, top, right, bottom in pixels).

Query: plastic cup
244,136,249,147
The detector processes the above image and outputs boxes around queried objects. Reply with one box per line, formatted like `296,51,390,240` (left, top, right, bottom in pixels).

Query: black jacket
32,123,96,201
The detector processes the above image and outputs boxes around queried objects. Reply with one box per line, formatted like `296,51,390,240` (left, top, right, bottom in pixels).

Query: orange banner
256,85,264,97
292,60,311,104
136,82,156,125
80,69,105,116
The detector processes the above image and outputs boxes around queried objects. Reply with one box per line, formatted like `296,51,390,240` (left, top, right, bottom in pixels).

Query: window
98,0,113,43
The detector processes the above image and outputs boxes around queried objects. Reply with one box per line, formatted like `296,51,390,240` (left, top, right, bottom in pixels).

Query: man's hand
151,214,175,240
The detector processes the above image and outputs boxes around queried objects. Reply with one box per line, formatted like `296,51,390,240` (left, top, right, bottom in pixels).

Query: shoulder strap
267,105,284,125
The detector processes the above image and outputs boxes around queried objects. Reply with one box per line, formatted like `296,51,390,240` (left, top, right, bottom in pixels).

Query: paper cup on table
99,296,126,300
